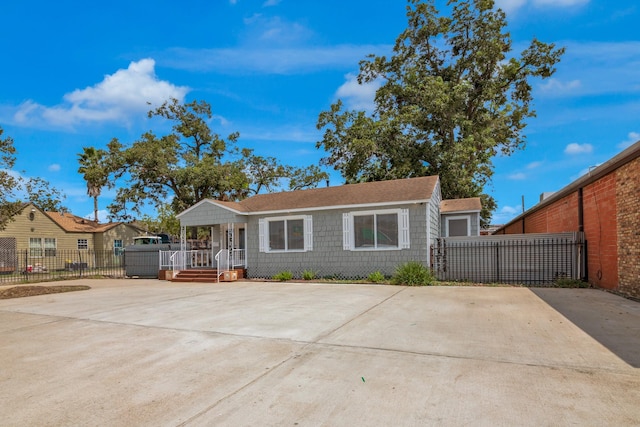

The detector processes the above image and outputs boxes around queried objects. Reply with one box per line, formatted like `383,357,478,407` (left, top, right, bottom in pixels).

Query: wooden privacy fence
432,232,586,285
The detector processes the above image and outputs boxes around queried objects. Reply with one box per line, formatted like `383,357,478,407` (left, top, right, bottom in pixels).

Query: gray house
175,176,480,279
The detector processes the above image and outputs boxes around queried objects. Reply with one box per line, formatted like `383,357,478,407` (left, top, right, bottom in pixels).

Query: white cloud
508,172,527,180
48,164,61,172
526,161,543,169
83,209,109,223
618,131,639,149
564,143,593,155
12,59,189,128
533,0,589,6
491,205,523,223
494,0,527,13
164,44,388,75
539,79,581,96
335,73,381,112
495,0,588,13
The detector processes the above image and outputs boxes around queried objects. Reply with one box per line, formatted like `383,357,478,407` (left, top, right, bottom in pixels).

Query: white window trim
445,215,471,237
259,215,313,253
343,208,410,251
77,239,89,250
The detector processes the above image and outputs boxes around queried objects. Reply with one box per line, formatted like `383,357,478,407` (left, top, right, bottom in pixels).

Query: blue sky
1,0,638,224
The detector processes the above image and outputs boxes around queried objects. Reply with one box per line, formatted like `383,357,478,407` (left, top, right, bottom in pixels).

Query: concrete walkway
0,279,638,426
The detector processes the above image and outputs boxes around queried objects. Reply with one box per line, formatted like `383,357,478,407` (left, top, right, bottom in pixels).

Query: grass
0,285,91,299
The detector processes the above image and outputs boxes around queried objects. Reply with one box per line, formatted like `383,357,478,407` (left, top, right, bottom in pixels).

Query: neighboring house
0,203,145,271
493,140,640,299
176,176,480,279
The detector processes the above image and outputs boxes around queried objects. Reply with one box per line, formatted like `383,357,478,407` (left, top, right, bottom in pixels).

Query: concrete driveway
1,279,638,426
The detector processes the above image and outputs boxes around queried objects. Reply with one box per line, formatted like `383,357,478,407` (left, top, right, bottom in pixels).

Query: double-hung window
114,239,124,256
29,238,57,257
259,215,313,252
343,209,410,251
77,239,89,250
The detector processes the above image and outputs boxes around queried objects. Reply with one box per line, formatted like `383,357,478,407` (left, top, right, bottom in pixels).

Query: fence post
495,242,500,283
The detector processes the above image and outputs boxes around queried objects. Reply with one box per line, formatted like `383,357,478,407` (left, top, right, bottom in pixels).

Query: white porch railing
215,249,229,278
161,249,245,277
231,249,245,268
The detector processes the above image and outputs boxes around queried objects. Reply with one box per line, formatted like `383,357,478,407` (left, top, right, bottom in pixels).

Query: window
44,238,57,257
77,239,89,250
29,238,56,257
29,238,43,257
114,240,123,256
259,216,312,252
343,209,410,251
446,216,471,237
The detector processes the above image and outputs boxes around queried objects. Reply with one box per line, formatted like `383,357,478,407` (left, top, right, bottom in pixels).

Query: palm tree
78,147,108,222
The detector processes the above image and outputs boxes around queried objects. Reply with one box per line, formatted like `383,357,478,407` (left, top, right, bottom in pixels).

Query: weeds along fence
0,249,129,285
432,232,586,285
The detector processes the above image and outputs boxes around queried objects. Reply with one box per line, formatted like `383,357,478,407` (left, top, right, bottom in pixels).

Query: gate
432,232,585,285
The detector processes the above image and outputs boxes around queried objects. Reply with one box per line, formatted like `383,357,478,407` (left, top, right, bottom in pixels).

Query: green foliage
367,271,386,283
553,278,589,288
391,262,435,286
137,203,180,238
316,0,564,226
0,127,20,230
1,127,67,230
23,177,67,212
273,271,293,281
78,146,109,222
302,270,316,280
84,98,328,221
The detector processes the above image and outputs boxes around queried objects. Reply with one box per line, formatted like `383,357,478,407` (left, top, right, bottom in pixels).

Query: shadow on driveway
531,288,640,368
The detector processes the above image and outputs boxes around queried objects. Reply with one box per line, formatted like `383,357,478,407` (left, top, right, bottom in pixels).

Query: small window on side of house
77,239,89,250
446,216,470,237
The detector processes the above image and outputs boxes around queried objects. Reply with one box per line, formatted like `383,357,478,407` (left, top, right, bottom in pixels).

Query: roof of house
440,197,482,213
44,211,138,233
182,176,441,216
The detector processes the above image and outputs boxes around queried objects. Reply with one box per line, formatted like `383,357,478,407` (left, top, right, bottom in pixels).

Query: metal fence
432,232,586,285
0,249,129,285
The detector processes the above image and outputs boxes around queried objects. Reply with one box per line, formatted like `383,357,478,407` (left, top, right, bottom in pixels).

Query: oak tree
317,0,564,225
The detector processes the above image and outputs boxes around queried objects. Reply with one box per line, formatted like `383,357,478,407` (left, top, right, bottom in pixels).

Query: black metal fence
432,233,586,285
0,249,128,285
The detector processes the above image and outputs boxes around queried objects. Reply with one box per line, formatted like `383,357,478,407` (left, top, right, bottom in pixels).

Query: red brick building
494,141,640,299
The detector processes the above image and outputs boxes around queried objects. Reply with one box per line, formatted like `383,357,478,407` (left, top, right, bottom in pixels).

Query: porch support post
180,225,187,270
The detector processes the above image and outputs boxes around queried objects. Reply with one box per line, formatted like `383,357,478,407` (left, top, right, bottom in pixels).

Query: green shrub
273,271,293,281
367,271,385,283
302,270,316,280
391,262,434,286
554,278,589,288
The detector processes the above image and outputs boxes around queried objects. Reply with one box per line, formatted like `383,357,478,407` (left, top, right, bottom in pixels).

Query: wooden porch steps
170,268,245,283
171,269,220,283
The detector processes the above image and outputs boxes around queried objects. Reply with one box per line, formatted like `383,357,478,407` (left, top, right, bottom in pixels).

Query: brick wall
616,156,640,299
582,173,618,290
523,193,579,233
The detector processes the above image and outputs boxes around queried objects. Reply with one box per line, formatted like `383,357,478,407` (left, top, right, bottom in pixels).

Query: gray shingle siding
246,203,429,279
179,203,245,226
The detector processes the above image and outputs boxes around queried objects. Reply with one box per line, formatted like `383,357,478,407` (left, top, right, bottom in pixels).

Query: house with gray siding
175,176,480,279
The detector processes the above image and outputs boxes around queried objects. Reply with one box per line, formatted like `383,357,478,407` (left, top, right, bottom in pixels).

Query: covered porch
159,222,247,282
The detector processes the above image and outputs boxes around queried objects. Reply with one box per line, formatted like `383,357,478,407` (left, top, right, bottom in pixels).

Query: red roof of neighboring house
44,212,135,233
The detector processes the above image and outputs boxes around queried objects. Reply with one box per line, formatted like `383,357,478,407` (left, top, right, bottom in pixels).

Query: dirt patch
0,285,91,299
